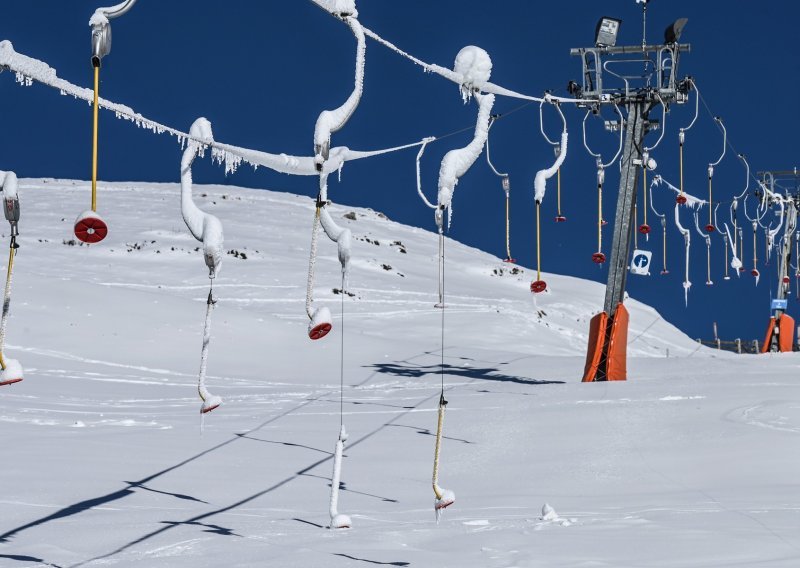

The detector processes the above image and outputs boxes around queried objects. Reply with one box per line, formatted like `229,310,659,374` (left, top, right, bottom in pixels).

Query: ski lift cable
307,1,602,105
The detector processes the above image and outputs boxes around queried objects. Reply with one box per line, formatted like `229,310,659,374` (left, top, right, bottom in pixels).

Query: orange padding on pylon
606,303,629,381
760,317,777,354
582,312,608,382
779,314,795,352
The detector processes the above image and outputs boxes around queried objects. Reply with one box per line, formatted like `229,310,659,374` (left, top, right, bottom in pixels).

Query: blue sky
1,1,798,343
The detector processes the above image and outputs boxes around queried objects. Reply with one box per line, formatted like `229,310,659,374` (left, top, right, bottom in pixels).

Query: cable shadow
125,482,208,504
0,554,62,567
159,520,240,537
0,396,323,545
299,472,399,503
235,434,331,455
387,423,472,444
72,387,446,567
293,518,324,529
333,553,410,566
366,362,564,386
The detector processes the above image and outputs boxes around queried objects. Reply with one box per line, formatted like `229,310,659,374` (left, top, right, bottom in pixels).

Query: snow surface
0,179,799,567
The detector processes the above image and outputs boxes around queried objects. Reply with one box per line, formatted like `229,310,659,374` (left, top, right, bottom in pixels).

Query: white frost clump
320,0,358,17
0,359,23,384
437,92,495,224
181,118,223,277
453,46,492,101
88,12,110,26
0,171,19,201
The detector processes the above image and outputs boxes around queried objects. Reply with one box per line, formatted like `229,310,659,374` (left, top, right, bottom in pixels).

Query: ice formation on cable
314,15,365,170
0,41,432,181
181,118,223,277
329,425,351,529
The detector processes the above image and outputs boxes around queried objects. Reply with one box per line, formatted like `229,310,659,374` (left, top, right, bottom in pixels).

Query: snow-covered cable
314,16,366,170
652,175,706,208
0,41,433,180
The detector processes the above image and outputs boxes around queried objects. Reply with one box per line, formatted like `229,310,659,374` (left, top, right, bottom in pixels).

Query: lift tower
572,7,691,381
757,169,799,353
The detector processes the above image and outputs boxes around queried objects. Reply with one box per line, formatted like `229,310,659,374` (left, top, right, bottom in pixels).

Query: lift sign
630,250,652,276
771,299,788,311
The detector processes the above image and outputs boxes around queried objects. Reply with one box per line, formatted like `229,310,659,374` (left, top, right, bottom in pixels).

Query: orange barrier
606,304,629,381
760,318,776,353
779,314,795,352
582,312,608,382
761,314,796,353
582,303,629,382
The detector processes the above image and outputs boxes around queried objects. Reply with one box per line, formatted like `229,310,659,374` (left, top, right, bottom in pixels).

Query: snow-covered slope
1,179,798,567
